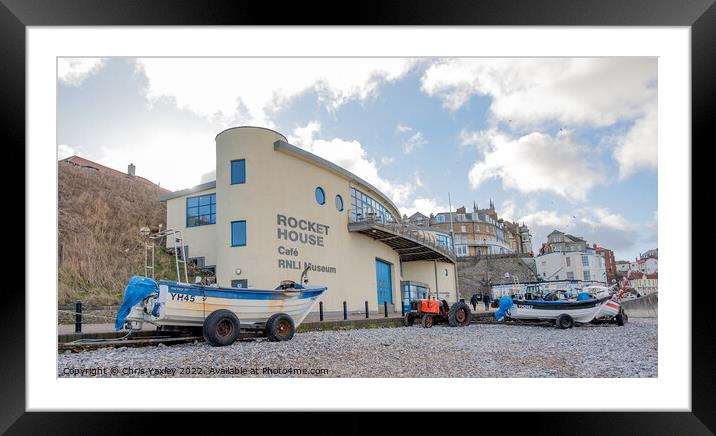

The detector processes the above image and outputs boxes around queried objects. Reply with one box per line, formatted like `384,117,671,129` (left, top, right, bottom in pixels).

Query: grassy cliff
58,161,195,305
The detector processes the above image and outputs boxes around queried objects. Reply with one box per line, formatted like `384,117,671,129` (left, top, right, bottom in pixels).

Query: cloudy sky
57,57,657,261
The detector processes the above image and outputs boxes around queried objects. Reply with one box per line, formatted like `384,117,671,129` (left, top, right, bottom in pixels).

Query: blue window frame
186,193,216,227
349,187,396,223
231,220,247,247
335,194,344,211
231,159,246,185
315,187,325,205
582,255,590,267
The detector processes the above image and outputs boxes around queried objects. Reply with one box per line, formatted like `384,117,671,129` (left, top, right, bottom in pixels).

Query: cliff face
58,161,175,305
456,255,538,299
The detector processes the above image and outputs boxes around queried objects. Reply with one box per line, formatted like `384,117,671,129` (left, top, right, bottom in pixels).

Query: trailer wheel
448,301,472,327
615,311,627,326
266,313,295,342
203,309,241,347
403,313,415,327
422,315,434,328
555,314,574,329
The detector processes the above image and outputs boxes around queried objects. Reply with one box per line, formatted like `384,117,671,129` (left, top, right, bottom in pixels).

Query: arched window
315,187,325,205
335,194,343,211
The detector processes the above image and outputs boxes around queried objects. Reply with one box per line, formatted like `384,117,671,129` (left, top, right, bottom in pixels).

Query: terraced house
427,202,533,257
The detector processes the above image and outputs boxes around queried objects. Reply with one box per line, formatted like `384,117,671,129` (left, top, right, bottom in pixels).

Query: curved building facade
161,127,457,315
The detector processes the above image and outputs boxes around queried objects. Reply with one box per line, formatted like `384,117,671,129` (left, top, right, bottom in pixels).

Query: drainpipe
448,192,459,301
433,260,439,300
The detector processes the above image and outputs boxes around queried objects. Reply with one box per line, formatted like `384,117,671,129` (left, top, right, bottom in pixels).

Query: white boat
496,294,625,329
115,227,327,346
116,267,326,346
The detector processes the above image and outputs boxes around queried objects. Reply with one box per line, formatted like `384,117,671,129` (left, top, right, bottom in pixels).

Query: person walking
483,291,491,311
470,294,478,311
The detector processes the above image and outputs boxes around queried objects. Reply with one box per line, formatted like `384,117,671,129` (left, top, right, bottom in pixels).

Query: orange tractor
403,296,472,328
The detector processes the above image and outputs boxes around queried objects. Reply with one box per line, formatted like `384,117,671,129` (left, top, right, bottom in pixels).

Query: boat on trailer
115,227,326,346
495,291,626,329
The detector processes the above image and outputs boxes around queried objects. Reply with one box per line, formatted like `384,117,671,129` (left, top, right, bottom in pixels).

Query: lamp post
483,237,489,284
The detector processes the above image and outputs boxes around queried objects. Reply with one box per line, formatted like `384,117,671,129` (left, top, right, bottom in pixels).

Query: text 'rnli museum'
161,127,458,315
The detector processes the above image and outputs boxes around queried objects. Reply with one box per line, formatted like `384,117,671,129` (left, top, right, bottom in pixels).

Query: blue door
375,259,393,305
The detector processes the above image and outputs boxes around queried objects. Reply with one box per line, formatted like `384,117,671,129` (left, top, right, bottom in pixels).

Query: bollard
319,301,324,321
365,301,369,319
343,301,347,320
401,302,405,317
384,301,388,318
75,301,82,334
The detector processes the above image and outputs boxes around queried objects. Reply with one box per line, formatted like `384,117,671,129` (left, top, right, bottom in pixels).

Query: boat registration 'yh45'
115,270,326,346
115,228,326,346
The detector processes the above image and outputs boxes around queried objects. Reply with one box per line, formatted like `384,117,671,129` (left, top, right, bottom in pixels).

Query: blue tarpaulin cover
576,292,591,301
115,275,159,331
495,296,513,321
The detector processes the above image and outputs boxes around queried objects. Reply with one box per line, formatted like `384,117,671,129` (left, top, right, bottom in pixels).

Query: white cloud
58,58,106,86
499,199,518,222
57,144,77,159
381,156,396,166
519,210,575,230
287,122,416,206
399,197,448,219
579,207,630,231
136,58,416,128
613,104,658,179
463,128,604,202
396,124,427,154
518,206,645,258
403,131,428,154
97,127,217,190
421,58,657,128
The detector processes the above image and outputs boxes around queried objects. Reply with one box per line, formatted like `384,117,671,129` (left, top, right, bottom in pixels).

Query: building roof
407,212,428,221
628,271,657,280
160,181,216,201
160,135,403,222
274,140,401,221
61,155,167,191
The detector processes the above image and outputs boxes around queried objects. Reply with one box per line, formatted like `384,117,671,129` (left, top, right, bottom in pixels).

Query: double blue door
375,259,393,305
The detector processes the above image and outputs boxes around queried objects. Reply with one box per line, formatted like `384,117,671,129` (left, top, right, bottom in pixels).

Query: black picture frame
5,0,711,432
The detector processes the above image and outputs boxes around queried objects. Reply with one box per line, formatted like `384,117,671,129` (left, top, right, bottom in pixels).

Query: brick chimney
128,163,136,176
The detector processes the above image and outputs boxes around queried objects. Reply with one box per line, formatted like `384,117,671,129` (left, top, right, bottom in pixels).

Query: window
566,257,571,267
350,187,396,223
231,279,248,288
230,159,246,184
186,193,216,227
460,225,467,233
315,187,325,205
582,255,590,267
335,194,343,211
231,220,247,247
583,270,591,281
567,271,575,280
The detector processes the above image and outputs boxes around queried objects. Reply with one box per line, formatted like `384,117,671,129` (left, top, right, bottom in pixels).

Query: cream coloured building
161,127,457,315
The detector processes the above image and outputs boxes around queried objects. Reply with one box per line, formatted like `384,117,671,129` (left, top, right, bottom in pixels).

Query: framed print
5,0,712,432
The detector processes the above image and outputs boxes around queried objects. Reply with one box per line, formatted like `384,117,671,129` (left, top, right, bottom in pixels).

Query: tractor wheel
266,313,295,341
555,314,574,330
203,309,241,347
448,301,472,327
403,313,415,327
422,315,434,328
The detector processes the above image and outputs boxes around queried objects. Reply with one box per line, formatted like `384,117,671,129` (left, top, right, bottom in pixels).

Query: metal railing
348,208,455,259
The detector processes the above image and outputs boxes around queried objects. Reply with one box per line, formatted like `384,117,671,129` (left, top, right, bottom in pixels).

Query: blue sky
57,57,657,261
